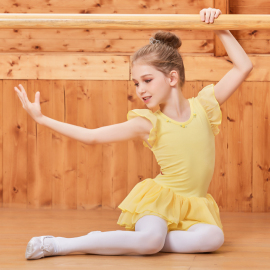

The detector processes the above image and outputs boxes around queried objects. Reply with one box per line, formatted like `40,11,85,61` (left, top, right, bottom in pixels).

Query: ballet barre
0,14,269,30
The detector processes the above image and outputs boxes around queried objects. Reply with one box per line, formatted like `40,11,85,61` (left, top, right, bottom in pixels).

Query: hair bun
153,31,182,50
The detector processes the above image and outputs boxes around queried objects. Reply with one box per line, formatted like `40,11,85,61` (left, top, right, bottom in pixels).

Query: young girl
14,8,253,259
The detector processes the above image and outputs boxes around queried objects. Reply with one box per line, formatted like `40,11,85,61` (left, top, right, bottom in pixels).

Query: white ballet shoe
87,231,102,235
25,235,58,260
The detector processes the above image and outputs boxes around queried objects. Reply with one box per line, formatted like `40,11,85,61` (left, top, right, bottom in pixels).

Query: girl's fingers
201,8,221,23
200,10,205,21
19,85,27,98
19,85,29,104
17,93,24,105
18,84,25,96
14,86,27,108
205,9,211,22
17,87,26,103
14,88,22,102
210,10,216,23
214,9,221,18
18,92,26,108
14,86,23,98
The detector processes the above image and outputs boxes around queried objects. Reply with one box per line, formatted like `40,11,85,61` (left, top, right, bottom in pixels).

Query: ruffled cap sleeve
127,109,157,149
197,84,222,136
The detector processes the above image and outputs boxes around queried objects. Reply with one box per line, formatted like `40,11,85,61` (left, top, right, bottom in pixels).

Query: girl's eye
134,79,152,87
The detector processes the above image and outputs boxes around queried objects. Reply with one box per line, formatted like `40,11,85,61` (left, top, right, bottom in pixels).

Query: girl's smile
143,96,152,103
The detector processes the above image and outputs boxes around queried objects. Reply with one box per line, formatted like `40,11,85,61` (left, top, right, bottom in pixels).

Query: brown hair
131,31,185,89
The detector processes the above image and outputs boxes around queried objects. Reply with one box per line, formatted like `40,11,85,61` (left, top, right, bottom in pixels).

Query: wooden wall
0,0,269,212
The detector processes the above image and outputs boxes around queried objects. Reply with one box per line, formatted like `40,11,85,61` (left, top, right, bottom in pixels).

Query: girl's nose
138,88,146,95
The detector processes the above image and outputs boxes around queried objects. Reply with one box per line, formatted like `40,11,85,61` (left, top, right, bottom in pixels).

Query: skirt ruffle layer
117,178,223,233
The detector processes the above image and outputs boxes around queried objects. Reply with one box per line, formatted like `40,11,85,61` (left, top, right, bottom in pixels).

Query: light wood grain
3,80,269,212
213,0,229,57
0,53,130,80
0,28,214,40
0,38,215,53
28,80,53,209
0,208,270,269
0,54,269,81
0,0,212,14
77,81,103,210
3,80,28,208
0,14,270,30
0,81,2,207
0,0,269,213
102,81,128,209
253,82,270,212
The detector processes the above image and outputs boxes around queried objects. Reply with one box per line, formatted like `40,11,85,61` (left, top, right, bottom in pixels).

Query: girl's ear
168,70,179,87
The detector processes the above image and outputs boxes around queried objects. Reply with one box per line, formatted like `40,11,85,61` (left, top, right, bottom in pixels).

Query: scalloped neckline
157,98,194,125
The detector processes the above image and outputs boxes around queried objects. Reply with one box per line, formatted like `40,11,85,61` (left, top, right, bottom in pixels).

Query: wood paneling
77,81,103,210
226,82,253,212
229,0,270,55
102,81,128,209
0,0,269,212
3,80,28,208
0,0,212,14
214,0,229,57
0,29,213,40
253,82,270,212
27,80,54,209
230,0,270,14
0,54,270,82
0,54,130,80
0,0,268,55
0,38,215,53
2,79,270,212
0,80,2,207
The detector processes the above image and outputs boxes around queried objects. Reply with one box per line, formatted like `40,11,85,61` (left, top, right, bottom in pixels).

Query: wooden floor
1,208,270,270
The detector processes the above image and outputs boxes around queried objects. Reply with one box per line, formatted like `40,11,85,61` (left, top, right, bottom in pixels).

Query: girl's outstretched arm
212,30,253,106
14,84,152,145
89,116,152,145
40,114,151,145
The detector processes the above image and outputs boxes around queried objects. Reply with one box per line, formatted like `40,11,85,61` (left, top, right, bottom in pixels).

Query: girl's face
131,63,172,108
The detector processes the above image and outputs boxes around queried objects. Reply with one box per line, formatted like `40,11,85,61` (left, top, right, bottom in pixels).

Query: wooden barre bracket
0,14,269,30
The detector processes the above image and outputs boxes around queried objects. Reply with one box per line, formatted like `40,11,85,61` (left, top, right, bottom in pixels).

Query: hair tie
149,37,162,45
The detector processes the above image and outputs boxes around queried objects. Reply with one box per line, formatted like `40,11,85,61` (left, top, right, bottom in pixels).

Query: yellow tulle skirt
117,178,223,233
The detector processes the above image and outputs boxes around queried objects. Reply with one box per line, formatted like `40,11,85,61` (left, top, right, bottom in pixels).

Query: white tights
47,215,224,256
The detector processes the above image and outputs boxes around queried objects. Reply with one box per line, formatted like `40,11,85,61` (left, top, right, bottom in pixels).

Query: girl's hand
200,7,222,24
14,84,43,123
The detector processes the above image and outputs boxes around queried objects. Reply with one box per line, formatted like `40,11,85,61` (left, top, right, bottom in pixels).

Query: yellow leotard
117,84,224,233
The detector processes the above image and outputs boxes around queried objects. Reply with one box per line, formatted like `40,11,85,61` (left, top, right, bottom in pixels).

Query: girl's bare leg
160,223,224,253
44,215,168,256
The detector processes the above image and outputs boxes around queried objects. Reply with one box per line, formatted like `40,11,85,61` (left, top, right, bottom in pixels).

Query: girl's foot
25,235,58,260
87,231,102,235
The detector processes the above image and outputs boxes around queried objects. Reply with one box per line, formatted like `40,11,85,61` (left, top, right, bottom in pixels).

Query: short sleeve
127,109,157,149
197,84,222,136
